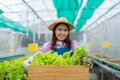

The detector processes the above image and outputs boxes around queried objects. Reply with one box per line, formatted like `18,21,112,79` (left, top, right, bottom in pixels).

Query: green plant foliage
31,47,91,66
0,56,30,80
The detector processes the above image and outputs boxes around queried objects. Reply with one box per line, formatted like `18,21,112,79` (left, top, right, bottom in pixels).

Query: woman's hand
23,56,33,70
23,50,43,70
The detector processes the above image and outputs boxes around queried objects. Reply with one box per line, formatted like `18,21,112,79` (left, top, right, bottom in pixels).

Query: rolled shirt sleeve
71,40,79,52
38,41,51,53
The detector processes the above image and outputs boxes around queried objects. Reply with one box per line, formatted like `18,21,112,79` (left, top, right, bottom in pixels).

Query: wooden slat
28,65,89,80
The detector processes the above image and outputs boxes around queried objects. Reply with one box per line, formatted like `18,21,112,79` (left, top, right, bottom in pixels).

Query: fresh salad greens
31,46,91,66
0,56,29,80
0,46,91,80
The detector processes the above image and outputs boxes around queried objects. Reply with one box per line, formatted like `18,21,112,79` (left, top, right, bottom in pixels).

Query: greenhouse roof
0,0,120,33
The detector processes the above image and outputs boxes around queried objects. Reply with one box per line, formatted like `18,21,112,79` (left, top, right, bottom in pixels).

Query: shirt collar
56,41,66,47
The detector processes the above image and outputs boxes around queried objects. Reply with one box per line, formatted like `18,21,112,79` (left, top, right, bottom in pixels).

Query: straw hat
48,17,74,31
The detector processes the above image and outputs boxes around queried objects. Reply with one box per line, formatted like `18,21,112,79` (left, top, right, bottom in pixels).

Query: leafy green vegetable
31,47,91,66
0,56,30,80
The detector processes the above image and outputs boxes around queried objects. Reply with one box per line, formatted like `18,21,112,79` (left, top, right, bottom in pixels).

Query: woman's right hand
23,56,33,70
23,51,42,70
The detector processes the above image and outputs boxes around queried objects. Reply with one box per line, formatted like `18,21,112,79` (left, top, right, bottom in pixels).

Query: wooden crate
28,65,89,80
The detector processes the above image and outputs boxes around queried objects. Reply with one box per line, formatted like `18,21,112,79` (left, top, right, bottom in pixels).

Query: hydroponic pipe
104,60,120,71
93,60,120,78
88,55,120,71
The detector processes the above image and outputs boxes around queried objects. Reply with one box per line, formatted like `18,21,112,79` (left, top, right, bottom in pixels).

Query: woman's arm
23,42,51,70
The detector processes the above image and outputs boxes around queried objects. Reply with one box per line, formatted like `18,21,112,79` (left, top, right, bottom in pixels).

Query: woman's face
55,24,69,42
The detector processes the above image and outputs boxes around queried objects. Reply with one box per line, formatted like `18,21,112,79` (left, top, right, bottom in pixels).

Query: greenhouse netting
53,0,104,32
0,0,119,33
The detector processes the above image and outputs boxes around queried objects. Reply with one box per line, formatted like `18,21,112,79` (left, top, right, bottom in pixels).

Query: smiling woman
54,23,69,42
39,17,79,54
23,17,79,70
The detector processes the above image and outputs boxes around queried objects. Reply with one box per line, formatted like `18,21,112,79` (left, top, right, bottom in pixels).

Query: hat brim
48,22,74,31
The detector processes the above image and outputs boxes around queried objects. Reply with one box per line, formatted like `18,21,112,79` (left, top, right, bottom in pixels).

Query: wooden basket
28,65,89,80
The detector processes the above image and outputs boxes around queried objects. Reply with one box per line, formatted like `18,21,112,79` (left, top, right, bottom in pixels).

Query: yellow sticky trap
6,45,11,50
102,42,110,48
88,43,93,48
28,43,38,52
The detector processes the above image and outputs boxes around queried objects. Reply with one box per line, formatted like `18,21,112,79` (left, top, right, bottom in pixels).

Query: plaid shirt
39,40,79,53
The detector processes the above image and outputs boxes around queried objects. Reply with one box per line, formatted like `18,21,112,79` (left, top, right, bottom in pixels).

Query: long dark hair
51,23,71,50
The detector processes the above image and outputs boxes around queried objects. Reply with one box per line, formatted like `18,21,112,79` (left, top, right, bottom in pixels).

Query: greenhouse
0,0,120,80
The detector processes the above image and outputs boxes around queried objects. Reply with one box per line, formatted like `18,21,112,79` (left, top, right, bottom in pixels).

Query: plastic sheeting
0,0,119,33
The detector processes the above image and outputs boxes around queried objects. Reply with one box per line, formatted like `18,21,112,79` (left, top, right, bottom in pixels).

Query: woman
23,17,79,70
